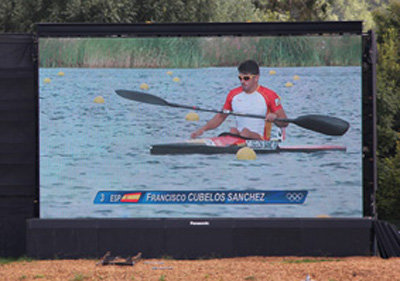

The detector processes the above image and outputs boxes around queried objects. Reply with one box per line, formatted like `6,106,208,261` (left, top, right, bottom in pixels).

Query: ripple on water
94,209,113,216
72,186,91,191
319,162,347,169
171,165,197,170
247,177,261,181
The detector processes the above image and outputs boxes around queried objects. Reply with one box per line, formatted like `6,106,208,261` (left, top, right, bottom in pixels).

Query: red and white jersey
223,85,283,140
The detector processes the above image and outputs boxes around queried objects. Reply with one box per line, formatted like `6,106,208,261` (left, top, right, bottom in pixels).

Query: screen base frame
27,217,374,259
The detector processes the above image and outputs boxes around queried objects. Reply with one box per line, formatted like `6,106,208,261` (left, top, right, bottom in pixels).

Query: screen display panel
39,34,362,218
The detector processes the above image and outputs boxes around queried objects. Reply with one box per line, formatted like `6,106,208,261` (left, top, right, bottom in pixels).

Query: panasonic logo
189,221,210,226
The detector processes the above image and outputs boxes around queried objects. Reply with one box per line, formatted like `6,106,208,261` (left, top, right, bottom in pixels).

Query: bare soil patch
1,256,399,281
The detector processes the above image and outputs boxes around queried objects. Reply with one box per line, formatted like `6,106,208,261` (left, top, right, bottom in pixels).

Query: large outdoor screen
39,32,362,218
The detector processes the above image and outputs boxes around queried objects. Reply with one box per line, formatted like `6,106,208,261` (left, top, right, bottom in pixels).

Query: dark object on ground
97,251,142,266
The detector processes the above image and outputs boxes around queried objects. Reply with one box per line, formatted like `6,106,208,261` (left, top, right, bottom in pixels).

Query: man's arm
266,108,288,128
191,113,228,138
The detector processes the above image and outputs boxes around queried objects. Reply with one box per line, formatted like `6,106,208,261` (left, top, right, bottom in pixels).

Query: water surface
40,66,362,218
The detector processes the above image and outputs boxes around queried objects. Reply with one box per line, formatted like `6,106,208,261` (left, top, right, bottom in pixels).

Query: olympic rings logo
286,192,304,202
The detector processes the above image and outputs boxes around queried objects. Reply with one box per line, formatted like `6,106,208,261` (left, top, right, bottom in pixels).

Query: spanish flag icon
121,192,142,203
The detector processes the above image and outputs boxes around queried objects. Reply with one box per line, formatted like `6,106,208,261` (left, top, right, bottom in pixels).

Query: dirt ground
1,256,400,281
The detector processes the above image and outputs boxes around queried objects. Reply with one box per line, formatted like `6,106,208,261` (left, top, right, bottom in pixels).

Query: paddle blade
293,115,350,136
115,90,169,106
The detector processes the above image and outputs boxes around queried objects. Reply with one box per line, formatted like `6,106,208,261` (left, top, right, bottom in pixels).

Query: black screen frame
35,21,375,219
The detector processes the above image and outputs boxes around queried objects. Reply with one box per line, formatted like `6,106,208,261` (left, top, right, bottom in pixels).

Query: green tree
322,0,377,30
207,0,265,22
253,0,385,29
0,0,216,32
0,0,41,32
373,1,400,221
253,0,330,21
60,0,139,23
377,141,400,220
140,0,211,22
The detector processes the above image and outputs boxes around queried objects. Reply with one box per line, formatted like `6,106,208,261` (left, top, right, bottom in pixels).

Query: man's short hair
238,60,260,75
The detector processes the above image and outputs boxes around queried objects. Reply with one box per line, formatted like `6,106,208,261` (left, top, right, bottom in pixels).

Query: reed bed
39,36,361,68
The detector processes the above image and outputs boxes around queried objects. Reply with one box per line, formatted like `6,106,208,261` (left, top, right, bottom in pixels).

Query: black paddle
115,89,350,136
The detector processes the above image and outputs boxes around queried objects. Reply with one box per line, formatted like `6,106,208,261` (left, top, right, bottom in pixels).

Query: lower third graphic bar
93,190,308,204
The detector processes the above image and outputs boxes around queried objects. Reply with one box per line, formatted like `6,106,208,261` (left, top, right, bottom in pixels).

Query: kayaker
191,60,288,140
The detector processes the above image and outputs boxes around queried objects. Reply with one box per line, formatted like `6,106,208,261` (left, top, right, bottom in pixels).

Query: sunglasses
238,74,255,81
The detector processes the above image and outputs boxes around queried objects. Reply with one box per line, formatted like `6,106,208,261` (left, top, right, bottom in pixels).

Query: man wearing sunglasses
191,60,288,140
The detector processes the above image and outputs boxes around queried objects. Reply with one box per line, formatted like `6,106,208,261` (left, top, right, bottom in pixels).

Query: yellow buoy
140,83,149,90
57,71,65,76
166,71,173,75
293,75,300,80
185,112,199,121
93,96,105,104
285,82,293,87
246,20,252,23
236,147,257,160
43,78,51,83
269,70,276,75
173,77,180,82
145,21,153,24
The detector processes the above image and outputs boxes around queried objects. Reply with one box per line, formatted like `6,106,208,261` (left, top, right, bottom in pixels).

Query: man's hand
190,112,228,139
267,108,288,127
265,113,277,122
191,128,205,139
